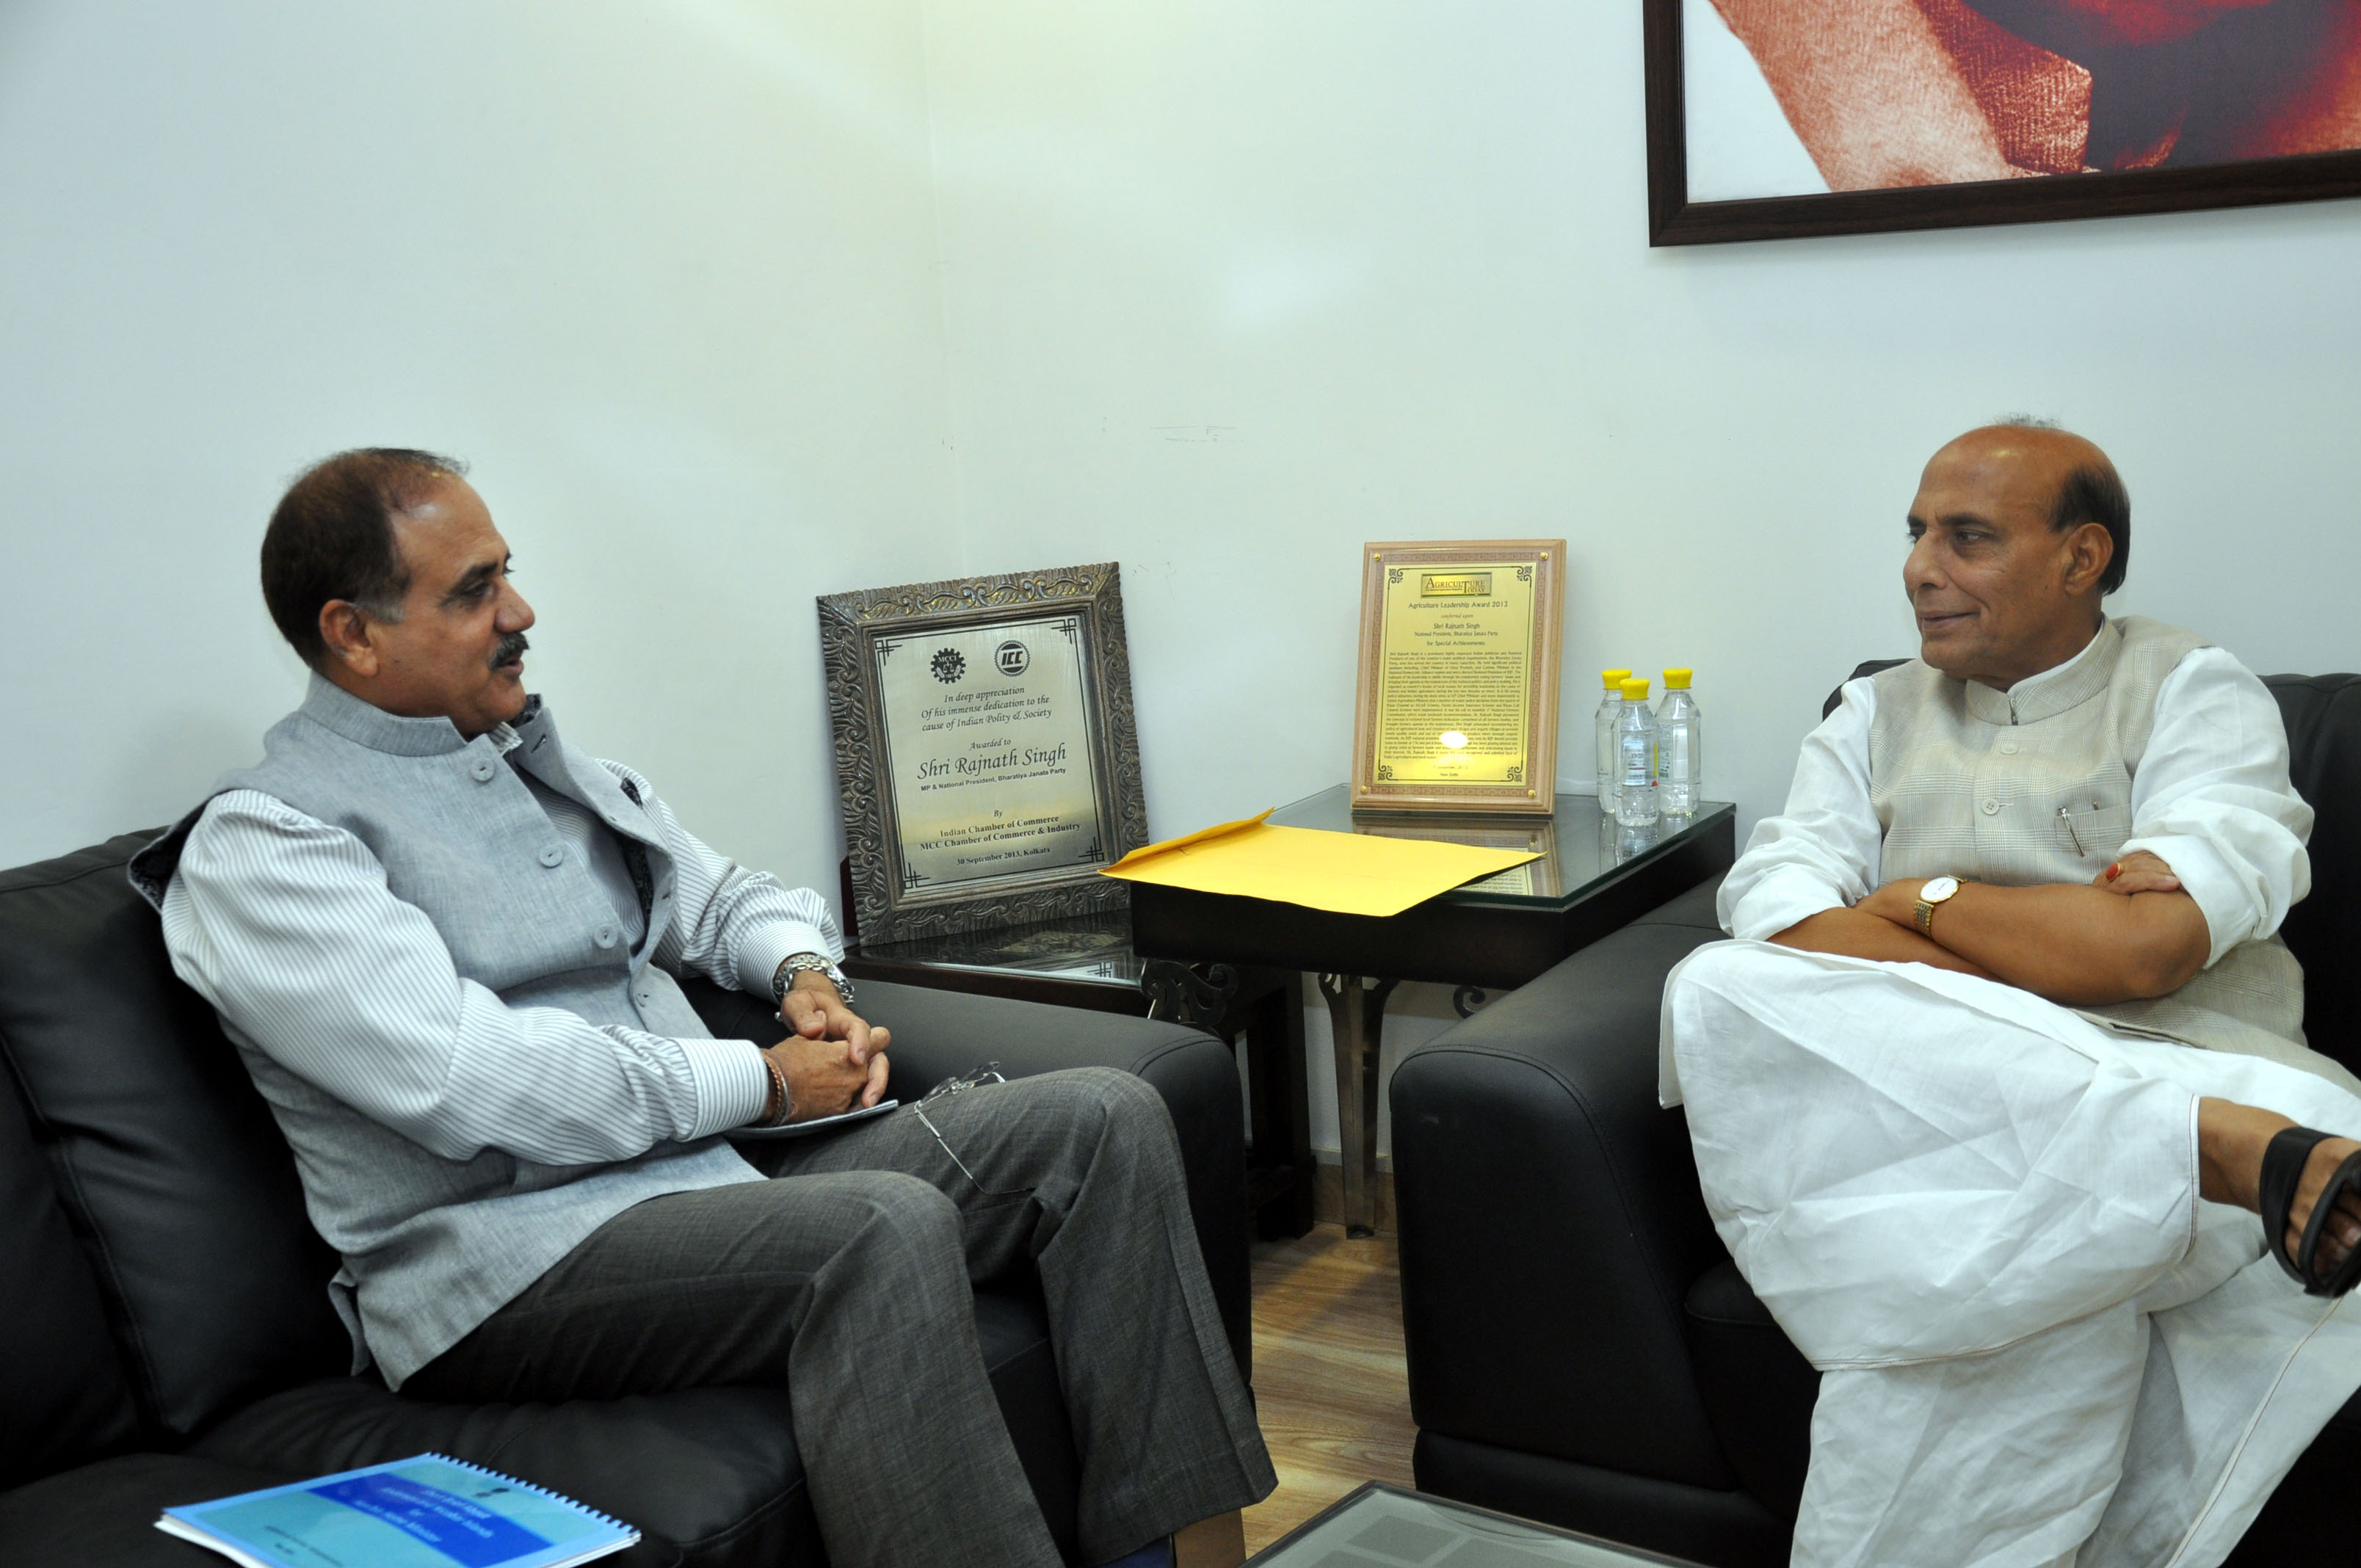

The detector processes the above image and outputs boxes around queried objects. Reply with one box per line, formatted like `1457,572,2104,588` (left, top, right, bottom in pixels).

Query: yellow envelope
1101,811,1541,918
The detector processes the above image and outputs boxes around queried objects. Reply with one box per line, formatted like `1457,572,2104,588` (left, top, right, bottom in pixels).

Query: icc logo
994,641,1031,677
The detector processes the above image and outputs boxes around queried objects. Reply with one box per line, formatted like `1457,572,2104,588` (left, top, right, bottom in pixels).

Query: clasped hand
766,973,892,1121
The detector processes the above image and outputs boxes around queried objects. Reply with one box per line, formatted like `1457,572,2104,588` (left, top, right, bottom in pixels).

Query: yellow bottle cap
1620,677,1650,701
1663,667,1692,689
1602,668,1632,689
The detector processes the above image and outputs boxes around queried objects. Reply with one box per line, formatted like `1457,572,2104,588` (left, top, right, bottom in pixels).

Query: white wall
0,0,952,896
914,0,2361,1155
7,1,2358,1158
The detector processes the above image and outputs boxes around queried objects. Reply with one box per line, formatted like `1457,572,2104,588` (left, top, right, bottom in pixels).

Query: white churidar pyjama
1666,941,2361,1568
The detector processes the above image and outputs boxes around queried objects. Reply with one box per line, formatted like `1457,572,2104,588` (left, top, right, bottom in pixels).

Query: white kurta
1664,642,2361,1568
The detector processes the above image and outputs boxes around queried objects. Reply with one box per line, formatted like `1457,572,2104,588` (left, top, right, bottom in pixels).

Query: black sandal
2259,1127,2361,1297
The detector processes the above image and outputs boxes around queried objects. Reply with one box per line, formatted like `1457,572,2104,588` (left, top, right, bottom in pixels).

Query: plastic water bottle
1593,669,1631,813
1616,676,1659,827
1655,667,1702,819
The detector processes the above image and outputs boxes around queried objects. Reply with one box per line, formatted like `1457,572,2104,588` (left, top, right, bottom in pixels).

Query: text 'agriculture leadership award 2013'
1374,565,1536,785
874,614,1106,893
1353,540,1563,816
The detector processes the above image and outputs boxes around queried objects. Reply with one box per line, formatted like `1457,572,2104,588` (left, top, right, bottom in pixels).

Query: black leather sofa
0,830,1253,1568
1390,670,2361,1568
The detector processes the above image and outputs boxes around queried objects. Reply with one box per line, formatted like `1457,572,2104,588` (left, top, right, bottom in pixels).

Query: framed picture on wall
1646,0,2361,244
817,562,1150,943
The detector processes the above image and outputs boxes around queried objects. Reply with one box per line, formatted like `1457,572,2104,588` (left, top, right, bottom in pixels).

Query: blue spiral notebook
157,1453,638,1568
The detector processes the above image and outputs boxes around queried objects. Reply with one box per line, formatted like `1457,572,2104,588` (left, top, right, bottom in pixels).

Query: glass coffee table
1249,1483,1704,1567
1129,786,1736,1234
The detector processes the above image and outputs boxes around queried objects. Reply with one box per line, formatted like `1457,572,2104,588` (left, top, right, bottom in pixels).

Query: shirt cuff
735,920,841,1002
679,1035,773,1136
1724,864,1849,943
2118,832,2246,967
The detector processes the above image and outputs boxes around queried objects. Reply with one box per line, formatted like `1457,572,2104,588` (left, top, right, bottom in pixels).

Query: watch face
1921,876,1960,901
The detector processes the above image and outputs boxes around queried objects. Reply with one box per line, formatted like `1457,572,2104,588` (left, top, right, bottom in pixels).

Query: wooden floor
1241,1224,1415,1556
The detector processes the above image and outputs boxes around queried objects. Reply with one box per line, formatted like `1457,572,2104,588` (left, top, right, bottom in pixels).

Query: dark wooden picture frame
1645,0,2361,246
817,562,1150,943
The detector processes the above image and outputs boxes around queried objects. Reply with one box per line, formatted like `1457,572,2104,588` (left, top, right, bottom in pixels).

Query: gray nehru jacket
131,675,834,1385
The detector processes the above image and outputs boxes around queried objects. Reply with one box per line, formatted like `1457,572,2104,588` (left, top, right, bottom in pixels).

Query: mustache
490,633,530,669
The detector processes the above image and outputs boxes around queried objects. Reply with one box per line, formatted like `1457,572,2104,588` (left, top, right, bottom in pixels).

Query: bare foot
2197,1099,2361,1274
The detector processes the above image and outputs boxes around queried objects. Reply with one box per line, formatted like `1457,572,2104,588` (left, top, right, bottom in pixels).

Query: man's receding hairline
1921,418,2129,595
1942,421,2120,501
1958,418,2102,462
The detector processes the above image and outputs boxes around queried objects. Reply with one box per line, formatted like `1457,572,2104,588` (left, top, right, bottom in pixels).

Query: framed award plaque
1350,540,1564,817
817,562,1150,942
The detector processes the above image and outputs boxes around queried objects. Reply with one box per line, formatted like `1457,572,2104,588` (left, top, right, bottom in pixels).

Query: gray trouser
406,1067,1275,1568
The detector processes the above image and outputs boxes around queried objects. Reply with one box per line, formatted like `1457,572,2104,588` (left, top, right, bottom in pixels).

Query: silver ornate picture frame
817,562,1150,943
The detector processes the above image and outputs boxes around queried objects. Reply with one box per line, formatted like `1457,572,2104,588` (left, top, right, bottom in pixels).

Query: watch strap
1913,878,1965,937
773,951,855,1008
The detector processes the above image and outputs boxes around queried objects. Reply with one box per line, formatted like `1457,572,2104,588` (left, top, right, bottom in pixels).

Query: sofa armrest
1388,879,1736,1490
678,976,1252,1380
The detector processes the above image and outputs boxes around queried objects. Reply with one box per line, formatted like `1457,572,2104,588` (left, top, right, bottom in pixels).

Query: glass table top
1247,1482,1701,1567
846,907,1145,989
848,788,1733,973
1269,785,1734,911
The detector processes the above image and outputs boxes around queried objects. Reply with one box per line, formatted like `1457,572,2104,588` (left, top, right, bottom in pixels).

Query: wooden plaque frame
1350,540,1564,817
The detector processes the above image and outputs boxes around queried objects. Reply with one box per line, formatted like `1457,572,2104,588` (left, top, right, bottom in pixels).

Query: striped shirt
159,722,838,1166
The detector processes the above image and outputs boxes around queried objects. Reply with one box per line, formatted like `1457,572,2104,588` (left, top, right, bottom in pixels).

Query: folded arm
1827,857,2209,1006
1769,904,1993,977
1732,649,2307,1006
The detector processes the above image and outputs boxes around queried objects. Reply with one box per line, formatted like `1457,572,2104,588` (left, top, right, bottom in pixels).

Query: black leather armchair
0,830,1252,1568
1390,672,2361,1568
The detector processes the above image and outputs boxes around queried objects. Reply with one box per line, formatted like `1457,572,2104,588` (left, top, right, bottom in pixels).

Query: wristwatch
772,951,856,1008
1913,876,1963,935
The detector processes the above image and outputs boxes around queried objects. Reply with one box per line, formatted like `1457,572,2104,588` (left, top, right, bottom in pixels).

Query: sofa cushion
2267,672,2361,1066
1681,1261,1817,1524
0,833,349,1437
192,1381,797,1568
0,1453,306,1568
0,1071,139,1489
186,1285,1075,1568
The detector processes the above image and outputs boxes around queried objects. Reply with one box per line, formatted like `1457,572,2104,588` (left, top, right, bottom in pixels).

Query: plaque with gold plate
1350,540,1564,816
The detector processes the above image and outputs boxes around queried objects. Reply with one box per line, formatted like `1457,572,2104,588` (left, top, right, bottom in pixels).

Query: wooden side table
1130,788,1737,1236
842,912,1317,1238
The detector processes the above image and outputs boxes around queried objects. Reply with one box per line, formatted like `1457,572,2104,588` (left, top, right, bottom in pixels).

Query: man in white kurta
1663,423,2361,1568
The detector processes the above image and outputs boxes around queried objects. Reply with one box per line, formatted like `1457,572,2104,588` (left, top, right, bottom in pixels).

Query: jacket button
1981,798,2001,815
539,846,565,868
1998,741,2019,756
469,759,496,783
594,924,617,949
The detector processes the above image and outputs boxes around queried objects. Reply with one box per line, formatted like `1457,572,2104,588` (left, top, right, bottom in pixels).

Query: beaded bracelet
759,1050,791,1126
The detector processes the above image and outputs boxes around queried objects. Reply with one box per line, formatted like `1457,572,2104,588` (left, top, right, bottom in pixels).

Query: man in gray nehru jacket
1661,423,2361,1568
129,449,1273,1568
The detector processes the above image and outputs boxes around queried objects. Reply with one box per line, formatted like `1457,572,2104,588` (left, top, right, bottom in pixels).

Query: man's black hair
261,449,470,669
2053,461,2130,596
1992,415,2129,597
